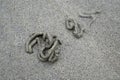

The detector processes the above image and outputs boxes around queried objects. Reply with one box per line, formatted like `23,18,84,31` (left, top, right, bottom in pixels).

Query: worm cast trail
38,36,61,62
65,18,84,39
25,33,44,54
25,33,62,63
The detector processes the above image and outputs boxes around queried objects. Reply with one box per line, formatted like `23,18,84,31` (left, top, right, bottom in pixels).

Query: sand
0,0,120,80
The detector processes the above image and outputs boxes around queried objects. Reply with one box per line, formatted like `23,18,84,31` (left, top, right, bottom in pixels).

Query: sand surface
0,0,120,80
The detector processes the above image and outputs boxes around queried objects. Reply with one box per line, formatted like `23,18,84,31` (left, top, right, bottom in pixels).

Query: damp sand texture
0,0,120,80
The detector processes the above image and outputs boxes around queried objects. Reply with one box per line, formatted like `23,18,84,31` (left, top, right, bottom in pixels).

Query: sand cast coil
25,33,62,62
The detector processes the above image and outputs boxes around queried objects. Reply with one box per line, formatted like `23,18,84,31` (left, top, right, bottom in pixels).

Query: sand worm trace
79,11,101,27
25,33,44,54
25,33,62,62
65,18,84,38
38,37,61,62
